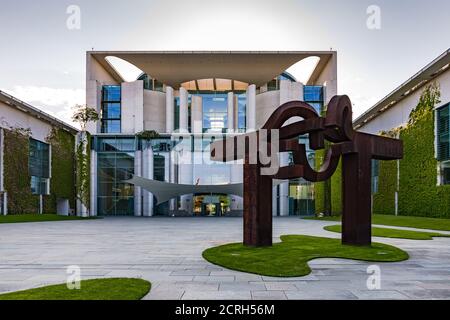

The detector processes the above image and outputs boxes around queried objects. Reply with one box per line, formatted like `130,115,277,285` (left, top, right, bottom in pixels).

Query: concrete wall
255,90,280,128
358,69,450,134
122,81,144,134
143,90,166,133
0,101,54,142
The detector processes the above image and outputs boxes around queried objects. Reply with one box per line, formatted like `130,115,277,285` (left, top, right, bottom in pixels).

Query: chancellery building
85,51,337,217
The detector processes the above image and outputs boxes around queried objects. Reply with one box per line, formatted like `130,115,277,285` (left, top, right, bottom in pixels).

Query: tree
72,104,99,131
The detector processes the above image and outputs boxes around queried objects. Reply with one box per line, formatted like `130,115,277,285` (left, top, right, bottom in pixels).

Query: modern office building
86,51,337,217
0,90,79,215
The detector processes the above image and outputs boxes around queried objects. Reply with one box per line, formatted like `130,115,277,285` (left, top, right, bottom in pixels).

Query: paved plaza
0,217,449,300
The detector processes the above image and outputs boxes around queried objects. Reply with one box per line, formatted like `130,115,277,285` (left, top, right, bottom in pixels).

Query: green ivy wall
3,127,76,215
43,128,76,213
315,84,450,218
3,129,39,214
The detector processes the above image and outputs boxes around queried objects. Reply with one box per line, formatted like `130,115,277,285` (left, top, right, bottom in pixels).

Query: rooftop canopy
89,51,335,89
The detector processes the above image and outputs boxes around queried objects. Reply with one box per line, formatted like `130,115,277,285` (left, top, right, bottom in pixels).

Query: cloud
4,86,85,128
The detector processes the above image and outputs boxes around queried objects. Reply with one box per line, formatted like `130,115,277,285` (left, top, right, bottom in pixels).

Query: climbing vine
3,127,39,214
43,127,76,213
76,132,91,212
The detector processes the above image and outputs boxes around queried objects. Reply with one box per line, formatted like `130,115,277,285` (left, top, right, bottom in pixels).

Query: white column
272,184,278,216
230,161,243,211
179,87,189,133
134,150,142,216
227,92,235,132
246,84,256,131
89,149,97,216
142,147,154,216
191,95,203,134
279,153,290,216
165,86,174,133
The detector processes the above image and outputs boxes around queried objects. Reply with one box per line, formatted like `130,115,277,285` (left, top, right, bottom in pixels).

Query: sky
0,0,449,128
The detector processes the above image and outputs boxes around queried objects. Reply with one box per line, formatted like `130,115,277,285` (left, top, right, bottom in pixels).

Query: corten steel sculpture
211,95,403,247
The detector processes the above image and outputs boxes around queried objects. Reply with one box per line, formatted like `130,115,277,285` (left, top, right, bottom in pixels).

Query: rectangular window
29,138,50,195
304,86,324,115
440,161,450,185
101,86,121,133
237,93,247,132
437,103,450,161
372,159,379,194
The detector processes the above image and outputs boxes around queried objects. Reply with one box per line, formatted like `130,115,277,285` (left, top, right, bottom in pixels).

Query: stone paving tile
170,269,211,276
193,275,236,282
351,290,411,300
182,290,252,300
261,282,298,291
402,289,450,300
219,282,266,291
251,290,287,300
285,289,358,300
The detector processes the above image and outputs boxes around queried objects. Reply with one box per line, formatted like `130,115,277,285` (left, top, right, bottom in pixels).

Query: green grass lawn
324,225,450,240
202,235,408,277
0,278,151,300
0,214,99,224
304,214,450,232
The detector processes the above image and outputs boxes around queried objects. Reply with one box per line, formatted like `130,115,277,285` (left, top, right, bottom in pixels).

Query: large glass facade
29,138,50,195
201,93,228,133
96,137,135,216
101,86,121,133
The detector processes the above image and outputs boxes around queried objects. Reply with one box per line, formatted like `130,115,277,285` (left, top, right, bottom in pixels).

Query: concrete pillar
134,150,142,216
272,184,278,216
230,161,243,211
86,80,102,134
89,149,97,216
165,86,174,133
191,95,203,134
246,84,256,131
179,87,189,133
227,92,235,132
142,147,154,216
279,153,290,216
179,136,193,213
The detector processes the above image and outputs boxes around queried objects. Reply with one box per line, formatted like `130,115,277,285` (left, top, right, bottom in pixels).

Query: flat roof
0,90,79,134
354,48,450,129
89,51,335,88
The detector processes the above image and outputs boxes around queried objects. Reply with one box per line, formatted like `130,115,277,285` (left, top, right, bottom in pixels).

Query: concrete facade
86,51,338,217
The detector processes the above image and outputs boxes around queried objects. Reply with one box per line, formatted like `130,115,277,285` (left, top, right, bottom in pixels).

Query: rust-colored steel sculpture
211,95,403,247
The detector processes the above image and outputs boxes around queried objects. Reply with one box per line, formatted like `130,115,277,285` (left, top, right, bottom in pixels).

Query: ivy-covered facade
0,90,79,215
315,80,450,218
